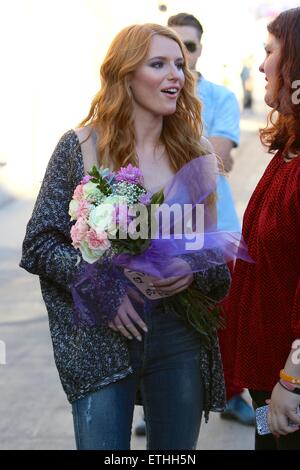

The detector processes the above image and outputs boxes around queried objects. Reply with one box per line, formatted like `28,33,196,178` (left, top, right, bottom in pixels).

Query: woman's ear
126,72,133,88
197,43,203,60
125,76,132,95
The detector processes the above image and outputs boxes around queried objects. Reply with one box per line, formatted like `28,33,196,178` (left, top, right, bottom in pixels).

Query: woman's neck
133,108,163,155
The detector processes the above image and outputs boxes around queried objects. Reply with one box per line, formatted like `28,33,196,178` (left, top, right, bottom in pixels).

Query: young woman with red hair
225,8,300,449
20,23,231,449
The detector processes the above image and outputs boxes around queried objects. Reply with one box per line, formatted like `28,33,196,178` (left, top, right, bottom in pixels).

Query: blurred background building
0,0,299,202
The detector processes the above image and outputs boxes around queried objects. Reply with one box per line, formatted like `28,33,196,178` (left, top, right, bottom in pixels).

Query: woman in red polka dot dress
224,8,300,450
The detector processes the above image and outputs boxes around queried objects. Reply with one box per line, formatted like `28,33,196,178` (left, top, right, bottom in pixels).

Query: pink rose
86,229,111,251
71,217,89,248
77,199,91,219
73,184,84,201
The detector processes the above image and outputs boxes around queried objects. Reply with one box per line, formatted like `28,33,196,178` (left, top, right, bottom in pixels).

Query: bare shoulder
74,126,92,142
200,136,214,154
73,126,99,174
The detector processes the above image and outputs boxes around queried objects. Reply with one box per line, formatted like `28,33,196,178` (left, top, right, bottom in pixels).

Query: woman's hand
150,259,194,296
108,288,148,341
267,382,300,436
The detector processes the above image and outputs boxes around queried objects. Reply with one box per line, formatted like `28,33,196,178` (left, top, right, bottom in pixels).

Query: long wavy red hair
77,23,208,171
260,8,300,156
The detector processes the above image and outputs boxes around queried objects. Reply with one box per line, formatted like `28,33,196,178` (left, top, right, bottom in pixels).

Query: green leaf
165,288,226,350
88,165,101,179
151,188,165,205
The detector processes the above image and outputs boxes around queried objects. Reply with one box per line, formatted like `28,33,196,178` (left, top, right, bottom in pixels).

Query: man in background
168,12,241,233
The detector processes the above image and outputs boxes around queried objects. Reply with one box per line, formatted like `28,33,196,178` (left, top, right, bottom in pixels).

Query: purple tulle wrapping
70,154,253,327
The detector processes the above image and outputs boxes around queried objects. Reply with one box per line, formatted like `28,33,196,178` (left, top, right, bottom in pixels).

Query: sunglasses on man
183,41,197,53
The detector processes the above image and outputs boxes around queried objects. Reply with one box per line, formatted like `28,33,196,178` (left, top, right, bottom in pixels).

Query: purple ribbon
71,154,253,326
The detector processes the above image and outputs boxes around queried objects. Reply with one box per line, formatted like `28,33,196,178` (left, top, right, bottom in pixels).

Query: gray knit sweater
20,129,230,420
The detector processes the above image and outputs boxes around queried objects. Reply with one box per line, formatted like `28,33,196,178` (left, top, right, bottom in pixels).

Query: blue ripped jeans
71,303,204,450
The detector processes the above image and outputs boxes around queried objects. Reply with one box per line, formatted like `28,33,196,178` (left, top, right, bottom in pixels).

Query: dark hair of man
167,12,204,41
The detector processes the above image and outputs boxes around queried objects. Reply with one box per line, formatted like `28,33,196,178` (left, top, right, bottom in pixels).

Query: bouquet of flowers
69,163,164,264
69,160,247,348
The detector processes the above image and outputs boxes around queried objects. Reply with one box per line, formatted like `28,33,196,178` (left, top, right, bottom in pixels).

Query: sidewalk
0,110,269,449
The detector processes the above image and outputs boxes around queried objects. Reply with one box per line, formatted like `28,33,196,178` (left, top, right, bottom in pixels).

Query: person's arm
282,342,300,379
150,251,231,302
268,279,300,435
182,250,231,301
207,91,240,173
207,136,234,173
286,277,300,376
19,131,83,290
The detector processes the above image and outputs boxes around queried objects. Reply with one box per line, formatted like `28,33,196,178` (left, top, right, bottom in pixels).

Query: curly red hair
260,8,300,156
77,23,207,171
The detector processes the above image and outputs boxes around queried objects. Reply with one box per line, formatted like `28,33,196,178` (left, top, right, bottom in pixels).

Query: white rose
104,195,128,236
69,199,79,221
88,204,116,232
83,181,101,201
79,240,105,264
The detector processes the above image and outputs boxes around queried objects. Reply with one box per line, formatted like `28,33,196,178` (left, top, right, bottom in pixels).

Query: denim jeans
72,302,204,450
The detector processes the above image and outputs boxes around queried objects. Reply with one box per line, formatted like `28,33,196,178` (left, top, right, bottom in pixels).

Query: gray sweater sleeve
180,251,231,302
19,131,83,290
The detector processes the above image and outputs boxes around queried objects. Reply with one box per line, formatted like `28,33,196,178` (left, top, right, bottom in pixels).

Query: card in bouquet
124,269,169,300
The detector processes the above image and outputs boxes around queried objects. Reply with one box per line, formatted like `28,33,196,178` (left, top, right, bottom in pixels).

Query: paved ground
0,108,271,450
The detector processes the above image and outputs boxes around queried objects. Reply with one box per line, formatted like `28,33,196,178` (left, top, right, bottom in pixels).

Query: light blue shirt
196,77,241,231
